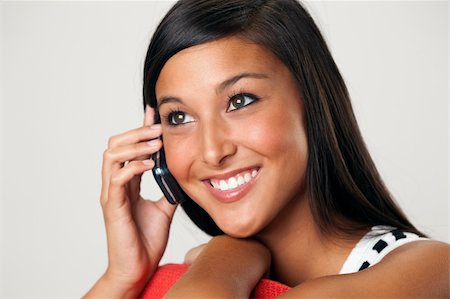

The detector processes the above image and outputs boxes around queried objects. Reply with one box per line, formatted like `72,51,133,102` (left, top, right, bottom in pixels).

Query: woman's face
155,37,308,237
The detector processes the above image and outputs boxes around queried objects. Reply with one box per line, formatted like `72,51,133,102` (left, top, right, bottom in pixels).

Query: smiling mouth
208,168,259,191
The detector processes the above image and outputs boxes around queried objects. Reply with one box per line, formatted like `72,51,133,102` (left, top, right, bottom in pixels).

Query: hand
85,106,177,298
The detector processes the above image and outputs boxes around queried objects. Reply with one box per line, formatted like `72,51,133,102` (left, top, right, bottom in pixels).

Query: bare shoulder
279,240,449,299
381,239,449,266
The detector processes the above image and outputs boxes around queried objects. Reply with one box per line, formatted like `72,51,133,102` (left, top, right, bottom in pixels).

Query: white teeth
210,169,259,192
228,177,238,189
219,180,229,191
211,181,219,189
244,173,252,183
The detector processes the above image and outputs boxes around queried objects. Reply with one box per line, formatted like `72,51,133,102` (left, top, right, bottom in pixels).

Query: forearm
165,236,271,299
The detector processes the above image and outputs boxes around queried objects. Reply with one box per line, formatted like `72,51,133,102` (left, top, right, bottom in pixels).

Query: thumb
155,196,177,221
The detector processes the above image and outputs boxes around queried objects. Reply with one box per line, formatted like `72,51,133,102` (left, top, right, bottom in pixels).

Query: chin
215,213,264,239
221,229,254,239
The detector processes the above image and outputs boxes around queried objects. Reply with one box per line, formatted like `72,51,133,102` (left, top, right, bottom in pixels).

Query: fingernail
147,139,160,148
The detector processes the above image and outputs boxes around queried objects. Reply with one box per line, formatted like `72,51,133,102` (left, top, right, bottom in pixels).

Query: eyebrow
216,72,269,94
157,72,269,109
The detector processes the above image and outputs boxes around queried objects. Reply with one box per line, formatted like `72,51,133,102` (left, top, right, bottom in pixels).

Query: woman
85,0,449,298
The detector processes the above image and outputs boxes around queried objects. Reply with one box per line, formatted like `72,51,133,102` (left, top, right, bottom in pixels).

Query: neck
256,195,365,286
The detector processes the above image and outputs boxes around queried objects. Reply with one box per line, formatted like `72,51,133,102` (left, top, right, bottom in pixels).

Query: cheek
242,107,306,158
163,135,196,183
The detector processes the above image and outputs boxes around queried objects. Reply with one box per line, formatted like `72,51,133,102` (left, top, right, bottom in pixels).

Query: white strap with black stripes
339,226,425,274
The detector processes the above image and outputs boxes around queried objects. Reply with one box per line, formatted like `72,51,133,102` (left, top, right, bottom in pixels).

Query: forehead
155,37,287,95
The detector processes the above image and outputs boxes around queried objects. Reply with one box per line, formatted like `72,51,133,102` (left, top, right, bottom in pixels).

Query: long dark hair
143,0,423,237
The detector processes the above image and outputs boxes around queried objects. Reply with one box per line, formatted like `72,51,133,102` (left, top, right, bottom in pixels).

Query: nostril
199,122,237,166
201,142,236,166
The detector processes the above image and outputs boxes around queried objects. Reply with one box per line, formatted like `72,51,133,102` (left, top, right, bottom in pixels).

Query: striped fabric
339,226,426,274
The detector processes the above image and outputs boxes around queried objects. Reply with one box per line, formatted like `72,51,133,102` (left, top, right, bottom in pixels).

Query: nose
199,119,237,167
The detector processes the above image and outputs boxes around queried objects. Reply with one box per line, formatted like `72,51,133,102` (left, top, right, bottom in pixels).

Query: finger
155,196,177,221
128,172,142,203
104,139,162,169
107,124,162,150
144,105,156,127
101,130,162,200
101,139,161,205
105,159,155,210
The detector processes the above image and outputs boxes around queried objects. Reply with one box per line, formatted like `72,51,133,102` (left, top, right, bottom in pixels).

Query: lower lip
203,170,260,203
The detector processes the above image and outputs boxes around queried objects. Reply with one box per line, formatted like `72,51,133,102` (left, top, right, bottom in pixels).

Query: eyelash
162,107,186,127
227,92,260,111
162,92,260,127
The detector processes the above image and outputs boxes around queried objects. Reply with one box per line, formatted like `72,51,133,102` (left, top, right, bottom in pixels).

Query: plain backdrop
0,1,448,298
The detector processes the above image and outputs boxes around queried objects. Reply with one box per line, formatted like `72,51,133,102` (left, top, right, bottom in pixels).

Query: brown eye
168,111,194,125
227,93,258,112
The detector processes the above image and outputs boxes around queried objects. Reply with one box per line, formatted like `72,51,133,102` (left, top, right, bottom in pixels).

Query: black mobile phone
151,114,186,205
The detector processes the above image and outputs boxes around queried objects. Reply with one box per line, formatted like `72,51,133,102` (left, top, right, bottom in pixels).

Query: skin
85,36,450,298
155,37,308,239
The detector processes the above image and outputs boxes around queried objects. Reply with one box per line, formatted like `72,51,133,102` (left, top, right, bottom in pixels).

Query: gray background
1,1,448,298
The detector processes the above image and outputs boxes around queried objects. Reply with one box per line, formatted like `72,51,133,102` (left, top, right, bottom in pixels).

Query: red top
140,263,291,298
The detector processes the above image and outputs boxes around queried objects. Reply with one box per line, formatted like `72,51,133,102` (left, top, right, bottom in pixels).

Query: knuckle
102,148,117,163
132,142,140,153
107,135,118,149
102,148,111,160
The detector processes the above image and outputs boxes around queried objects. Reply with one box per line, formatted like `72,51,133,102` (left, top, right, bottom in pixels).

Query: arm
164,235,271,299
278,240,449,298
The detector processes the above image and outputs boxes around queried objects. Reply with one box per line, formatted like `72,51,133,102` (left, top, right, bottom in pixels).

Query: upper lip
201,166,260,181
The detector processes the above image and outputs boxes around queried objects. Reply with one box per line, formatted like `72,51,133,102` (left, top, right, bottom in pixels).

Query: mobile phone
151,114,186,205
